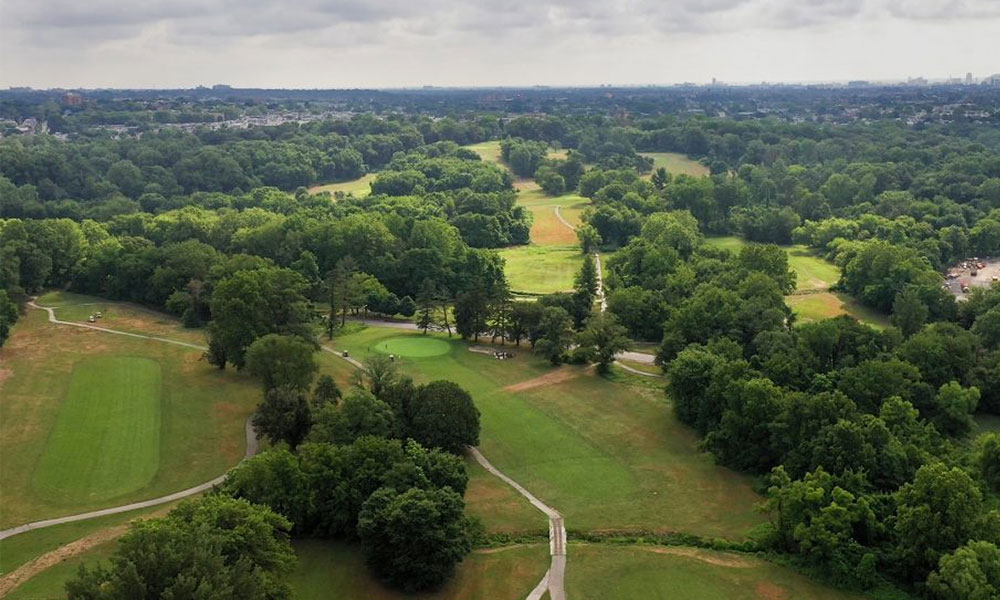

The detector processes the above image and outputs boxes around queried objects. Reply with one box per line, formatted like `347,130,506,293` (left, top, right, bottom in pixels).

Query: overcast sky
1,0,998,89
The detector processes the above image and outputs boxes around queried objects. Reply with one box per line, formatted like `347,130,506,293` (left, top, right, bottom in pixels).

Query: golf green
373,336,452,358
31,356,162,503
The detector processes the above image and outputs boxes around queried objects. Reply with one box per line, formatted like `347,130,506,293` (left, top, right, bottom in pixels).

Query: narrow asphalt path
0,302,257,541
469,448,566,600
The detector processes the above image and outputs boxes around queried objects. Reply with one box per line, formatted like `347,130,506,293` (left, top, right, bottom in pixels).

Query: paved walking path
469,448,566,600
0,302,257,541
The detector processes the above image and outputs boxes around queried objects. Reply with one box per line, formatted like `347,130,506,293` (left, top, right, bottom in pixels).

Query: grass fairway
0,305,259,528
289,539,549,600
374,336,452,358
336,327,763,538
4,537,118,600
308,173,377,197
32,356,162,503
500,244,583,294
566,544,866,600
640,152,710,177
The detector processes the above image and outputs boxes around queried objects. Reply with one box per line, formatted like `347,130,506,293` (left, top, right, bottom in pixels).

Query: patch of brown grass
755,581,790,600
503,365,591,392
644,546,753,568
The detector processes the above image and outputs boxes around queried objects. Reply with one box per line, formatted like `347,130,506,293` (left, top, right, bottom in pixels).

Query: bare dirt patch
0,526,126,596
503,366,591,392
643,546,754,568
0,505,174,597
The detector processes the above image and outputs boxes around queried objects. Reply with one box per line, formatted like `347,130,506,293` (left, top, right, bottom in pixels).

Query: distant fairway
308,173,376,198
640,152,710,177
500,244,583,294
374,336,452,358
32,356,162,503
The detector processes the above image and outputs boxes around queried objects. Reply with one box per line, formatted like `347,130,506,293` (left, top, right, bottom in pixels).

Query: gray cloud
1,0,997,87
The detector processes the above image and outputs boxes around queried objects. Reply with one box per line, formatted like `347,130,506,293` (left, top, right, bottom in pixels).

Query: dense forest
2,85,1000,599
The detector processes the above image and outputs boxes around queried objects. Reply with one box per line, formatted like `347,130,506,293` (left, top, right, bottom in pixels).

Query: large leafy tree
534,306,574,365
207,267,313,369
576,313,632,373
65,496,296,600
245,334,318,391
926,541,1000,600
253,386,313,449
358,486,474,592
406,381,480,454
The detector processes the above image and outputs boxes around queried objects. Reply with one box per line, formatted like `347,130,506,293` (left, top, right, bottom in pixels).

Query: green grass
1,305,259,529
566,544,867,600
786,246,842,293
374,336,452,358
5,538,118,600
289,539,549,600
703,238,840,292
37,291,207,346
702,235,747,252
336,326,763,538
308,173,377,197
500,245,583,295
786,292,890,329
641,152,710,177
0,504,172,577
976,414,1000,435
703,237,891,327
32,356,162,504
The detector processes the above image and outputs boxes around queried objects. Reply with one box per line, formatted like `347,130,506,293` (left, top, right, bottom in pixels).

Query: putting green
373,336,452,358
31,356,162,503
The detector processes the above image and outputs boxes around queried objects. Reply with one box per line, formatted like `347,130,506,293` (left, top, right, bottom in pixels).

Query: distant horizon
6,75,999,93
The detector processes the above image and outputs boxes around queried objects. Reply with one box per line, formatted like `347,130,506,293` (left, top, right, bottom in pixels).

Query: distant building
62,92,83,106
907,76,928,86
985,74,1000,87
966,72,973,85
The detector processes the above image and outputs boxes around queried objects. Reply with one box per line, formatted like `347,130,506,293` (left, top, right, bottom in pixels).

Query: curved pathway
469,448,565,600
28,300,207,351
0,301,258,541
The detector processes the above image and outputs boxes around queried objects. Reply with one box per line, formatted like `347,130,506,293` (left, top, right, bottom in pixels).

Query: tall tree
245,334,318,391
892,286,929,338
65,496,296,600
357,486,474,592
534,306,574,365
208,267,312,369
416,278,437,334
576,313,632,373
253,386,313,449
